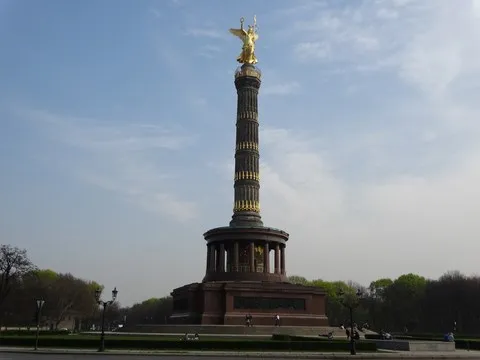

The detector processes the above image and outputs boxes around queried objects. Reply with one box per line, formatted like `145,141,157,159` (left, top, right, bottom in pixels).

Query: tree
45,273,97,329
367,278,393,330
369,278,393,301
0,245,35,321
14,270,99,329
383,273,426,331
288,275,309,285
124,297,173,326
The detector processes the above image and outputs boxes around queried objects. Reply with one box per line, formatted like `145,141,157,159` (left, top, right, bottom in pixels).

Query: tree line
0,245,111,329
2,244,479,334
288,271,480,334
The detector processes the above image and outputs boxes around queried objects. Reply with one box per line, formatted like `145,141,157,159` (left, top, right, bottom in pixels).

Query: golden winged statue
229,16,259,64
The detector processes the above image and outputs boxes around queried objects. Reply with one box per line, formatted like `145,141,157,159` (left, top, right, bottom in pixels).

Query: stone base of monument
374,339,456,352
167,281,328,326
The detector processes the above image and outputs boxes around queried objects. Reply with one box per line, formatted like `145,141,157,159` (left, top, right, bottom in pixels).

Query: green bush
271,334,332,342
0,335,377,352
271,334,291,341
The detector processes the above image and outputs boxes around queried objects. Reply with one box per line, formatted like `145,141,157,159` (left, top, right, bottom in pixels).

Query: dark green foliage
124,296,172,325
289,271,480,333
0,330,70,336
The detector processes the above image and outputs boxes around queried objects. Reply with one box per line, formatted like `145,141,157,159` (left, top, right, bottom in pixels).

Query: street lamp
95,287,118,352
34,299,45,350
338,289,363,355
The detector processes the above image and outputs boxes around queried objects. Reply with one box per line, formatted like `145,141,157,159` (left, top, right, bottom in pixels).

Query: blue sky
1,0,480,306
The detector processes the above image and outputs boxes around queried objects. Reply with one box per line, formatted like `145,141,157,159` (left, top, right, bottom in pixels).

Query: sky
1,0,480,306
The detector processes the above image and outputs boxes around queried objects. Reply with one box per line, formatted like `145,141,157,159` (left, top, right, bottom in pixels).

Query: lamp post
338,289,363,355
34,299,45,350
95,287,118,352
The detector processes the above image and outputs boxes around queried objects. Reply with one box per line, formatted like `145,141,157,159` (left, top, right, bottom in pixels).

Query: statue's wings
229,28,246,40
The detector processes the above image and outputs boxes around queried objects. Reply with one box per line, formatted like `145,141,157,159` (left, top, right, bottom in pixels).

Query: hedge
272,334,333,342
0,336,377,352
0,330,70,336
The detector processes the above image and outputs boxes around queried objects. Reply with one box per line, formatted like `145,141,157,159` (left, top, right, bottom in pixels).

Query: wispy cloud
262,81,301,96
197,44,222,59
148,7,162,19
250,0,480,283
255,122,480,282
281,0,480,100
279,2,419,64
397,1,480,97
17,108,198,222
185,28,225,39
294,41,331,61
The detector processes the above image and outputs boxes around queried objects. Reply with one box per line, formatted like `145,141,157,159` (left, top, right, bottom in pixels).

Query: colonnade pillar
249,242,255,272
208,245,216,272
206,245,211,272
206,241,286,275
219,243,225,272
234,242,239,272
263,242,269,273
274,244,280,274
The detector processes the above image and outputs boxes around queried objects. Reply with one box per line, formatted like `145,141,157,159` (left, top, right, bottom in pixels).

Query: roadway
0,355,169,360
0,355,255,360
1,351,480,360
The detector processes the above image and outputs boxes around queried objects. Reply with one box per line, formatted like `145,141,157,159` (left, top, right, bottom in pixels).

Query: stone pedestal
170,281,328,326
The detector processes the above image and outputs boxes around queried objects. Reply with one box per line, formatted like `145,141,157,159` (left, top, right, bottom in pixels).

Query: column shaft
234,242,239,272
263,242,270,273
226,247,231,272
206,245,211,273
250,242,255,272
230,67,263,227
281,245,286,275
219,243,225,272
209,245,216,271
274,244,280,274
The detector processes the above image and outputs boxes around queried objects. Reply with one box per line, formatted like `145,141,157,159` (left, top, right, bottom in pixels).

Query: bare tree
0,245,35,307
